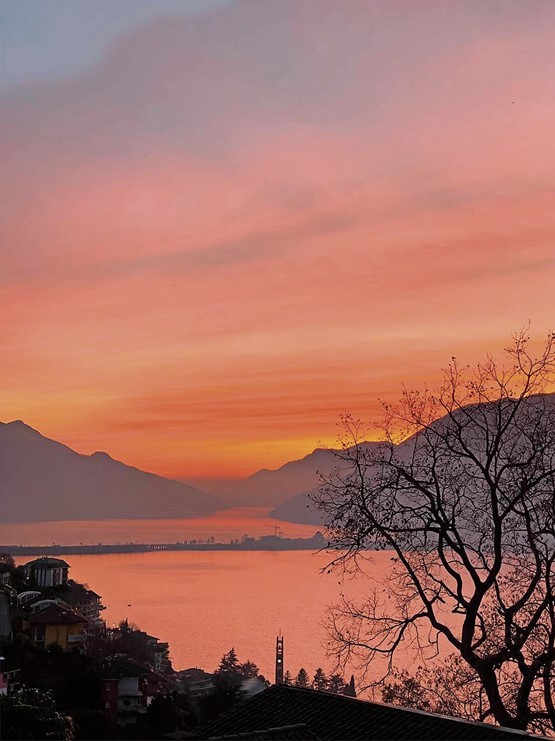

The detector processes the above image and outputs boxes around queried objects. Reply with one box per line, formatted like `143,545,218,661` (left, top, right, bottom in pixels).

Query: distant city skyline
2,0,554,478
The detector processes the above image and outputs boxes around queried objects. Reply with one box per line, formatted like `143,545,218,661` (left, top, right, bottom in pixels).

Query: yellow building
25,602,87,650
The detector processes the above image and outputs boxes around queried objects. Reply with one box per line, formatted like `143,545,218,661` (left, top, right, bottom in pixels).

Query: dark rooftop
204,724,320,740
56,580,101,601
24,557,70,568
99,657,153,680
28,603,87,625
193,685,547,741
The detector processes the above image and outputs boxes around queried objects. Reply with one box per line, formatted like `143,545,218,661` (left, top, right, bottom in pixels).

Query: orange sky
1,1,554,478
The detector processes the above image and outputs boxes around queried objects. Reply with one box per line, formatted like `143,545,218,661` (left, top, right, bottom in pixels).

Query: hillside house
23,601,88,650
179,668,215,700
54,579,105,624
0,657,20,696
0,563,11,586
100,657,163,726
24,557,69,587
144,633,170,673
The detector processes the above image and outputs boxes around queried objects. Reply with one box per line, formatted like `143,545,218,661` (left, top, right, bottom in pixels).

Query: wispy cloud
2,0,554,476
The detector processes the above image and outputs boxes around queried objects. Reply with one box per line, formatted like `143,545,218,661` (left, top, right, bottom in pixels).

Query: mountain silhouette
185,442,385,508
269,392,555,524
269,487,324,526
0,420,221,523
184,447,347,507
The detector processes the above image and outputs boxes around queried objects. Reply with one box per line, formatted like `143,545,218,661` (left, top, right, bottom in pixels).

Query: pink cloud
2,0,554,476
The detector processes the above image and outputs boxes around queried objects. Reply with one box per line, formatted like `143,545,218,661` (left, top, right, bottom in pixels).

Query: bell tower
275,631,284,684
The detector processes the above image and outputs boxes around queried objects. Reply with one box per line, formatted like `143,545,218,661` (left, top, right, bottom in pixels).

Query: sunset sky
1,0,554,479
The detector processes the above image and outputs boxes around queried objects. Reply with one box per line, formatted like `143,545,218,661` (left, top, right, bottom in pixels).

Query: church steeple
275,631,284,684
344,674,357,697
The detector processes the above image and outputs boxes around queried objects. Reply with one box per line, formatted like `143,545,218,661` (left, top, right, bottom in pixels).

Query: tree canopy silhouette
313,329,555,734
294,668,310,688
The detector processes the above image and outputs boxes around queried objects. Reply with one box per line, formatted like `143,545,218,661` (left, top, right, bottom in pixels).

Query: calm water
0,508,316,546
14,550,403,685
8,511,441,690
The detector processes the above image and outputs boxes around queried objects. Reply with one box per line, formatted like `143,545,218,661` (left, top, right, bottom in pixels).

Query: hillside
184,448,335,506
269,392,555,524
0,421,221,523
269,488,324,526
185,445,383,507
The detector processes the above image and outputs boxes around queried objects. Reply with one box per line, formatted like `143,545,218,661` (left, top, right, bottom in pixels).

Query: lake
12,548,411,688
7,510,434,690
1,507,316,546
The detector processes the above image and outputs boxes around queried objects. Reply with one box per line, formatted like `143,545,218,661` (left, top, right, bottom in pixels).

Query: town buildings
100,656,166,725
0,557,106,653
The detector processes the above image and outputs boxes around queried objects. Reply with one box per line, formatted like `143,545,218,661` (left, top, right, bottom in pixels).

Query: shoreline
1,532,327,556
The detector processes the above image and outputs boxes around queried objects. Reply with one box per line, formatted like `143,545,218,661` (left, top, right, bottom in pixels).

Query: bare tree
381,654,486,720
313,329,555,734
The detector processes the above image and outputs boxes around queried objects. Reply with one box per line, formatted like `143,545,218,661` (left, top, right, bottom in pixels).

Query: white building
24,557,69,587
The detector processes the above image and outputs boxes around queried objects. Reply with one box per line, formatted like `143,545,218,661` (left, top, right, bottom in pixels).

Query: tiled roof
28,603,87,625
99,657,152,680
193,685,546,741
206,723,321,740
163,726,319,741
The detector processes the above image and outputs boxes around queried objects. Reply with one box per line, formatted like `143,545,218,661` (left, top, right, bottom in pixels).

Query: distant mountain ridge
184,447,347,507
269,391,555,525
269,488,325,526
0,420,221,523
5,392,553,525
185,442,383,508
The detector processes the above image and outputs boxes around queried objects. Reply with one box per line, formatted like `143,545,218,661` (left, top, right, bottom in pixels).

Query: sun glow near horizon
1,0,554,478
